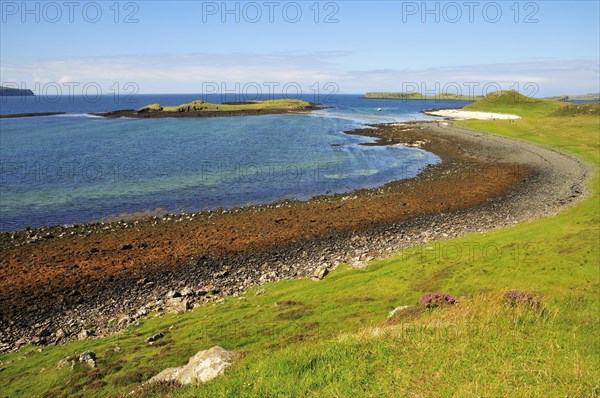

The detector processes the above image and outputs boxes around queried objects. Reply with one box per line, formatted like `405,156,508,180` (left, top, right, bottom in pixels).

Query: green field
1,92,599,397
545,93,600,101
365,92,482,101
138,99,312,113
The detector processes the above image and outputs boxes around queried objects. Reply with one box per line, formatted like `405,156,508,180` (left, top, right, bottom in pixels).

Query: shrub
420,292,457,309
504,290,542,308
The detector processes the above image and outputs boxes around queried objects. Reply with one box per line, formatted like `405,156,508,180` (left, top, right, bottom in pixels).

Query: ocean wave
53,113,104,118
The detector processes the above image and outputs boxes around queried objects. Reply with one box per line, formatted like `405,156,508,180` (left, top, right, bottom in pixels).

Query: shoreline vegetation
92,99,322,118
1,91,598,396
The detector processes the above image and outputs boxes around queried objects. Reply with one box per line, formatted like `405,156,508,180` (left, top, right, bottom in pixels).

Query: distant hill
544,93,600,102
364,92,481,101
550,103,600,116
0,86,34,96
464,90,567,117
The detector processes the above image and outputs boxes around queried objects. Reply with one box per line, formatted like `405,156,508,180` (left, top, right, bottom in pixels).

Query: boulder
149,346,234,385
311,266,329,281
146,333,164,344
165,297,192,313
79,351,96,368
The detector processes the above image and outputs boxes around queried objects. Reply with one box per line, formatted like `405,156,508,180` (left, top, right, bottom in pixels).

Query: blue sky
1,1,599,96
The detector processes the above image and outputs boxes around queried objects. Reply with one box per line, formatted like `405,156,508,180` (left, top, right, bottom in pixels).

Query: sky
1,0,599,96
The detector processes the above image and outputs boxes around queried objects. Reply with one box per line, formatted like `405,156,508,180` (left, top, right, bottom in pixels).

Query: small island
94,99,322,118
365,92,482,101
0,85,34,96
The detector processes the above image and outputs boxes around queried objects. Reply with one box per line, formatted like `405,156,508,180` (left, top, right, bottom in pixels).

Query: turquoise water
0,95,466,231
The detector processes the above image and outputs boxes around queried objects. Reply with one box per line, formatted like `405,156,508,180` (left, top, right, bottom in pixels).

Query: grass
138,99,312,113
545,93,600,101
1,92,599,397
463,90,566,117
365,92,481,101
550,102,600,117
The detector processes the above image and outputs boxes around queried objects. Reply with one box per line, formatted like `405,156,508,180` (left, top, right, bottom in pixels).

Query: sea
0,94,471,231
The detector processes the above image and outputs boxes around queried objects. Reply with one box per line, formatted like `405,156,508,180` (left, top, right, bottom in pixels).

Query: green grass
545,93,600,101
365,92,481,101
550,102,600,117
138,99,312,113
2,92,599,397
463,90,567,117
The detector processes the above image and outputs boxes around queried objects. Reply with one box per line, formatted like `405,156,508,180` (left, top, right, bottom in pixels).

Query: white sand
424,109,521,120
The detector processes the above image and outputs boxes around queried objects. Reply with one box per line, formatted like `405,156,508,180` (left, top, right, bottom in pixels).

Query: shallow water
0,95,470,231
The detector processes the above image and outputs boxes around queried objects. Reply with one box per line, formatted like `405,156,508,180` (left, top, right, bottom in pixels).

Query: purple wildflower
504,290,542,308
420,292,457,308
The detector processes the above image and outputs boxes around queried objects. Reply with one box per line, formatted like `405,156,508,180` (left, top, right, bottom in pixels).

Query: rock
388,305,411,319
77,329,93,340
146,333,164,344
57,357,75,369
117,316,132,327
167,290,182,299
79,351,96,368
148,346,234,385
255,288,265,296
165,297,192,314
55,328,68,340
120,244,133,250
180,286,195,296
311,266,329,281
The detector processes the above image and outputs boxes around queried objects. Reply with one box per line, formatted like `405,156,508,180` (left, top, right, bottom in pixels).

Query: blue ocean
0,94,470,231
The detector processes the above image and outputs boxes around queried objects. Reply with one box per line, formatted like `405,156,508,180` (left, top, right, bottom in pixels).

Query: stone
146,333,164,344
165,297,192,314
117,316,132,327
77,329,93,340
79,351,96,368
148,346,234,385
388,305,411,319
311,266,329,281
180,286,195,296
57,357,75,369
144,281,156,289
55,328,68,340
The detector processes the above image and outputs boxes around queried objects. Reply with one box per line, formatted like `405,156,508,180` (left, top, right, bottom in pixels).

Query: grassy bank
1,93,598,397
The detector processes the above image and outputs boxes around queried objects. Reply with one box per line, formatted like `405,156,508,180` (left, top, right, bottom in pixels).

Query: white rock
388,305,411,319
149,346,234,385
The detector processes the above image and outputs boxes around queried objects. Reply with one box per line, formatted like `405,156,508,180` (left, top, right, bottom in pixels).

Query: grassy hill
138,99,312,113
365,92,480,101
1,92,598,397
463,90,567,117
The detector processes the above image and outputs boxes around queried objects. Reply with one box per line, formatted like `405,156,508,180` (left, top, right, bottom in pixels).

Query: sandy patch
424,109,521,120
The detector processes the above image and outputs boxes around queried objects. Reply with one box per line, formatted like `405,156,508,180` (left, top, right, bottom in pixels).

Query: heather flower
504,290,542,308
420,292,457,309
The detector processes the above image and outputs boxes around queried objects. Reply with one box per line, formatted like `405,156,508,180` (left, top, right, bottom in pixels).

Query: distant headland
0,86,34,96
94,99,323,118
364,92,482,101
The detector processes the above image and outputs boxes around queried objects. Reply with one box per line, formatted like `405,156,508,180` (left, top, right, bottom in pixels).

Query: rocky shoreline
0,121,589,353
0,112,66,119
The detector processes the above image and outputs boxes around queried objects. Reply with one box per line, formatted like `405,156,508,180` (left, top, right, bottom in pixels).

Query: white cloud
1,53,598,97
